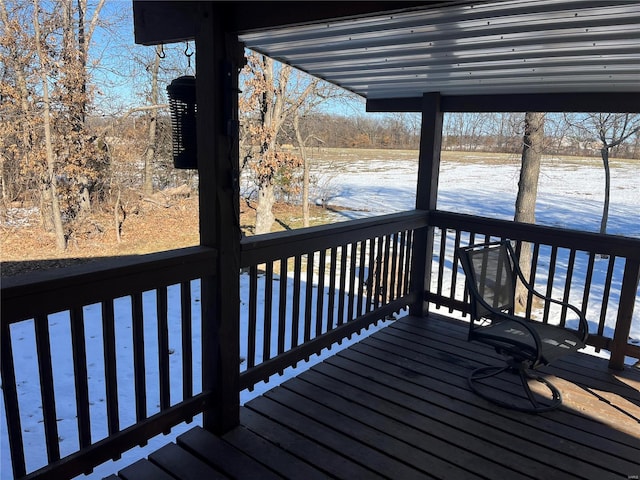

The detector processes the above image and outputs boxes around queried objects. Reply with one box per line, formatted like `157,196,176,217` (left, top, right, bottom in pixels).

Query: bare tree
32,0,66,249
566,113,639,234
143,45,162,195
290,81,344,227
7,0,107,249
241,52,320,234
292,113,312,227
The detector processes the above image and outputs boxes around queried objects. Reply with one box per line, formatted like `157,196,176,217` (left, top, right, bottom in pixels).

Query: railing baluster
327,247,337,332
316,249,327,337
1,321,26,479
396,232,406,299
357,240,367,316
338,245,348,325
450,230,462,312
181,282,193,404
263,261,274,361
581,252,596,325
373,237,383,309
278,258,288,355
131,292,147,422
389,233,399,303
157,287,170,413
291,255,302,349
598,255,616,338
543,246,558,324
247,265,258,368
560,249,577,327
381,235,391,306
101,301,119,437
367,238,376,312
70,306,91,448
304,253,314,342
461,232,476,310
436,229,447,307
348,242,358,318
404,229,414,296
525,243,540,319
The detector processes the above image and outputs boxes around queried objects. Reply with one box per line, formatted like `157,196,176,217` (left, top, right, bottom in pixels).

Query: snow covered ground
1,154,638,479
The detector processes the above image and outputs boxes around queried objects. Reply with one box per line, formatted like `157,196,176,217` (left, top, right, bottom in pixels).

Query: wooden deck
107,314,640,480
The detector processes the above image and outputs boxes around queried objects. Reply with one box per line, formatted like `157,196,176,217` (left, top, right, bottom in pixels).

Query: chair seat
474,319,585,365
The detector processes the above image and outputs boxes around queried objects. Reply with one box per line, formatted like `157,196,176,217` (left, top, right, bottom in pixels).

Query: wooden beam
133,1,449,45
195,3,242,434
133,1,199,46
225,1,434,32
410,92,443,317
367,92,640,113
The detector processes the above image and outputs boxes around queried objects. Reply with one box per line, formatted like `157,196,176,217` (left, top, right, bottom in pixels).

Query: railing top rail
240,210,429,266
430,210,640,259
2,246,217,324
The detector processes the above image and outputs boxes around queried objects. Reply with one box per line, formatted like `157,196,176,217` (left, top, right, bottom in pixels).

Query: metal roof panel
238,0,640,98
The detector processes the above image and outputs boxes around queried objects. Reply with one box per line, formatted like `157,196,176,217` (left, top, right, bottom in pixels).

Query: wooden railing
238,210,428,390
3,207,637,478
1,247,216,480
427,210,640,369
0,212,428,479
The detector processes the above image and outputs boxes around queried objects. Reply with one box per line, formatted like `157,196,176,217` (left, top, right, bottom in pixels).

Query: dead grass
1,195,341,277
308,147,635,169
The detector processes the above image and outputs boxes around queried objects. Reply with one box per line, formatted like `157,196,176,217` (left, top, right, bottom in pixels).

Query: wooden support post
608,258,640,370
410,93,443,318
196,3,242,434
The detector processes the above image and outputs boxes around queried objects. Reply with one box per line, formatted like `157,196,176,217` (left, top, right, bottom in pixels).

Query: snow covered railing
427,211,640,370
238,210,428,390
1,247,216,479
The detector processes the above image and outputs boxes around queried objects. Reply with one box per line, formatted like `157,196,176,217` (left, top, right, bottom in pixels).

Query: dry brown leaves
1,196,338,277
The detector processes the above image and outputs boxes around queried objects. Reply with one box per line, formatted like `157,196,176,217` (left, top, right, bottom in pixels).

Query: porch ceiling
237,0,640,99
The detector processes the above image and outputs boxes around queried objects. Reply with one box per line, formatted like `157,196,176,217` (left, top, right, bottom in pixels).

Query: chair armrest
507,243,590,344
520,286,590,344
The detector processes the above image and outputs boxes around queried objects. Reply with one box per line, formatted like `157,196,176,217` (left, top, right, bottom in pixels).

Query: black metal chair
457,241,589,413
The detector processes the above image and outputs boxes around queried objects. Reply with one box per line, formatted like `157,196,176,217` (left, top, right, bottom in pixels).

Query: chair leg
468,364,562,413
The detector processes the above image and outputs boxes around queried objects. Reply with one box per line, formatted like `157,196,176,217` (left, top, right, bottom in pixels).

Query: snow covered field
318,154,639,239
1,154,638,479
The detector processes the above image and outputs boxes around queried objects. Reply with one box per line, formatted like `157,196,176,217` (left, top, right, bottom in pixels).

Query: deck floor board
111,314,640,480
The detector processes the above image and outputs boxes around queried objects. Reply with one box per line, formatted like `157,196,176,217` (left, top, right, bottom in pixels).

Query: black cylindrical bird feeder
167,75,197,169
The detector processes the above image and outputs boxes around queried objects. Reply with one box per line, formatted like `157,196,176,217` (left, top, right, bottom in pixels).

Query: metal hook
157,44,166,59
184,41,194,69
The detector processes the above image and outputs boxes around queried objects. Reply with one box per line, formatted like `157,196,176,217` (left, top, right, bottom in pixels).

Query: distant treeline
268,112,639,158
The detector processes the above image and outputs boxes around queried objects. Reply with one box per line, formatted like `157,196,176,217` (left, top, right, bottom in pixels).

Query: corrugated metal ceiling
238,0,640,99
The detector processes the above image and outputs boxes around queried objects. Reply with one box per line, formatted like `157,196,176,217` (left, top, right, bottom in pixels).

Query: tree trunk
293,114,311,227
39,184,53,231
600,147,610,234
34,0,66,250
144,46,161,196
78,177,91,214
255,180,275,234
514,111,544,310
0,158,5,204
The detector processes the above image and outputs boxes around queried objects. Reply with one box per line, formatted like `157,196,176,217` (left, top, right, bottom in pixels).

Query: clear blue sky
88,1,369,117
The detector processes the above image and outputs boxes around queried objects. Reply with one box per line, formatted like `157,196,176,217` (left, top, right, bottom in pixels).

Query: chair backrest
458,241,516,320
